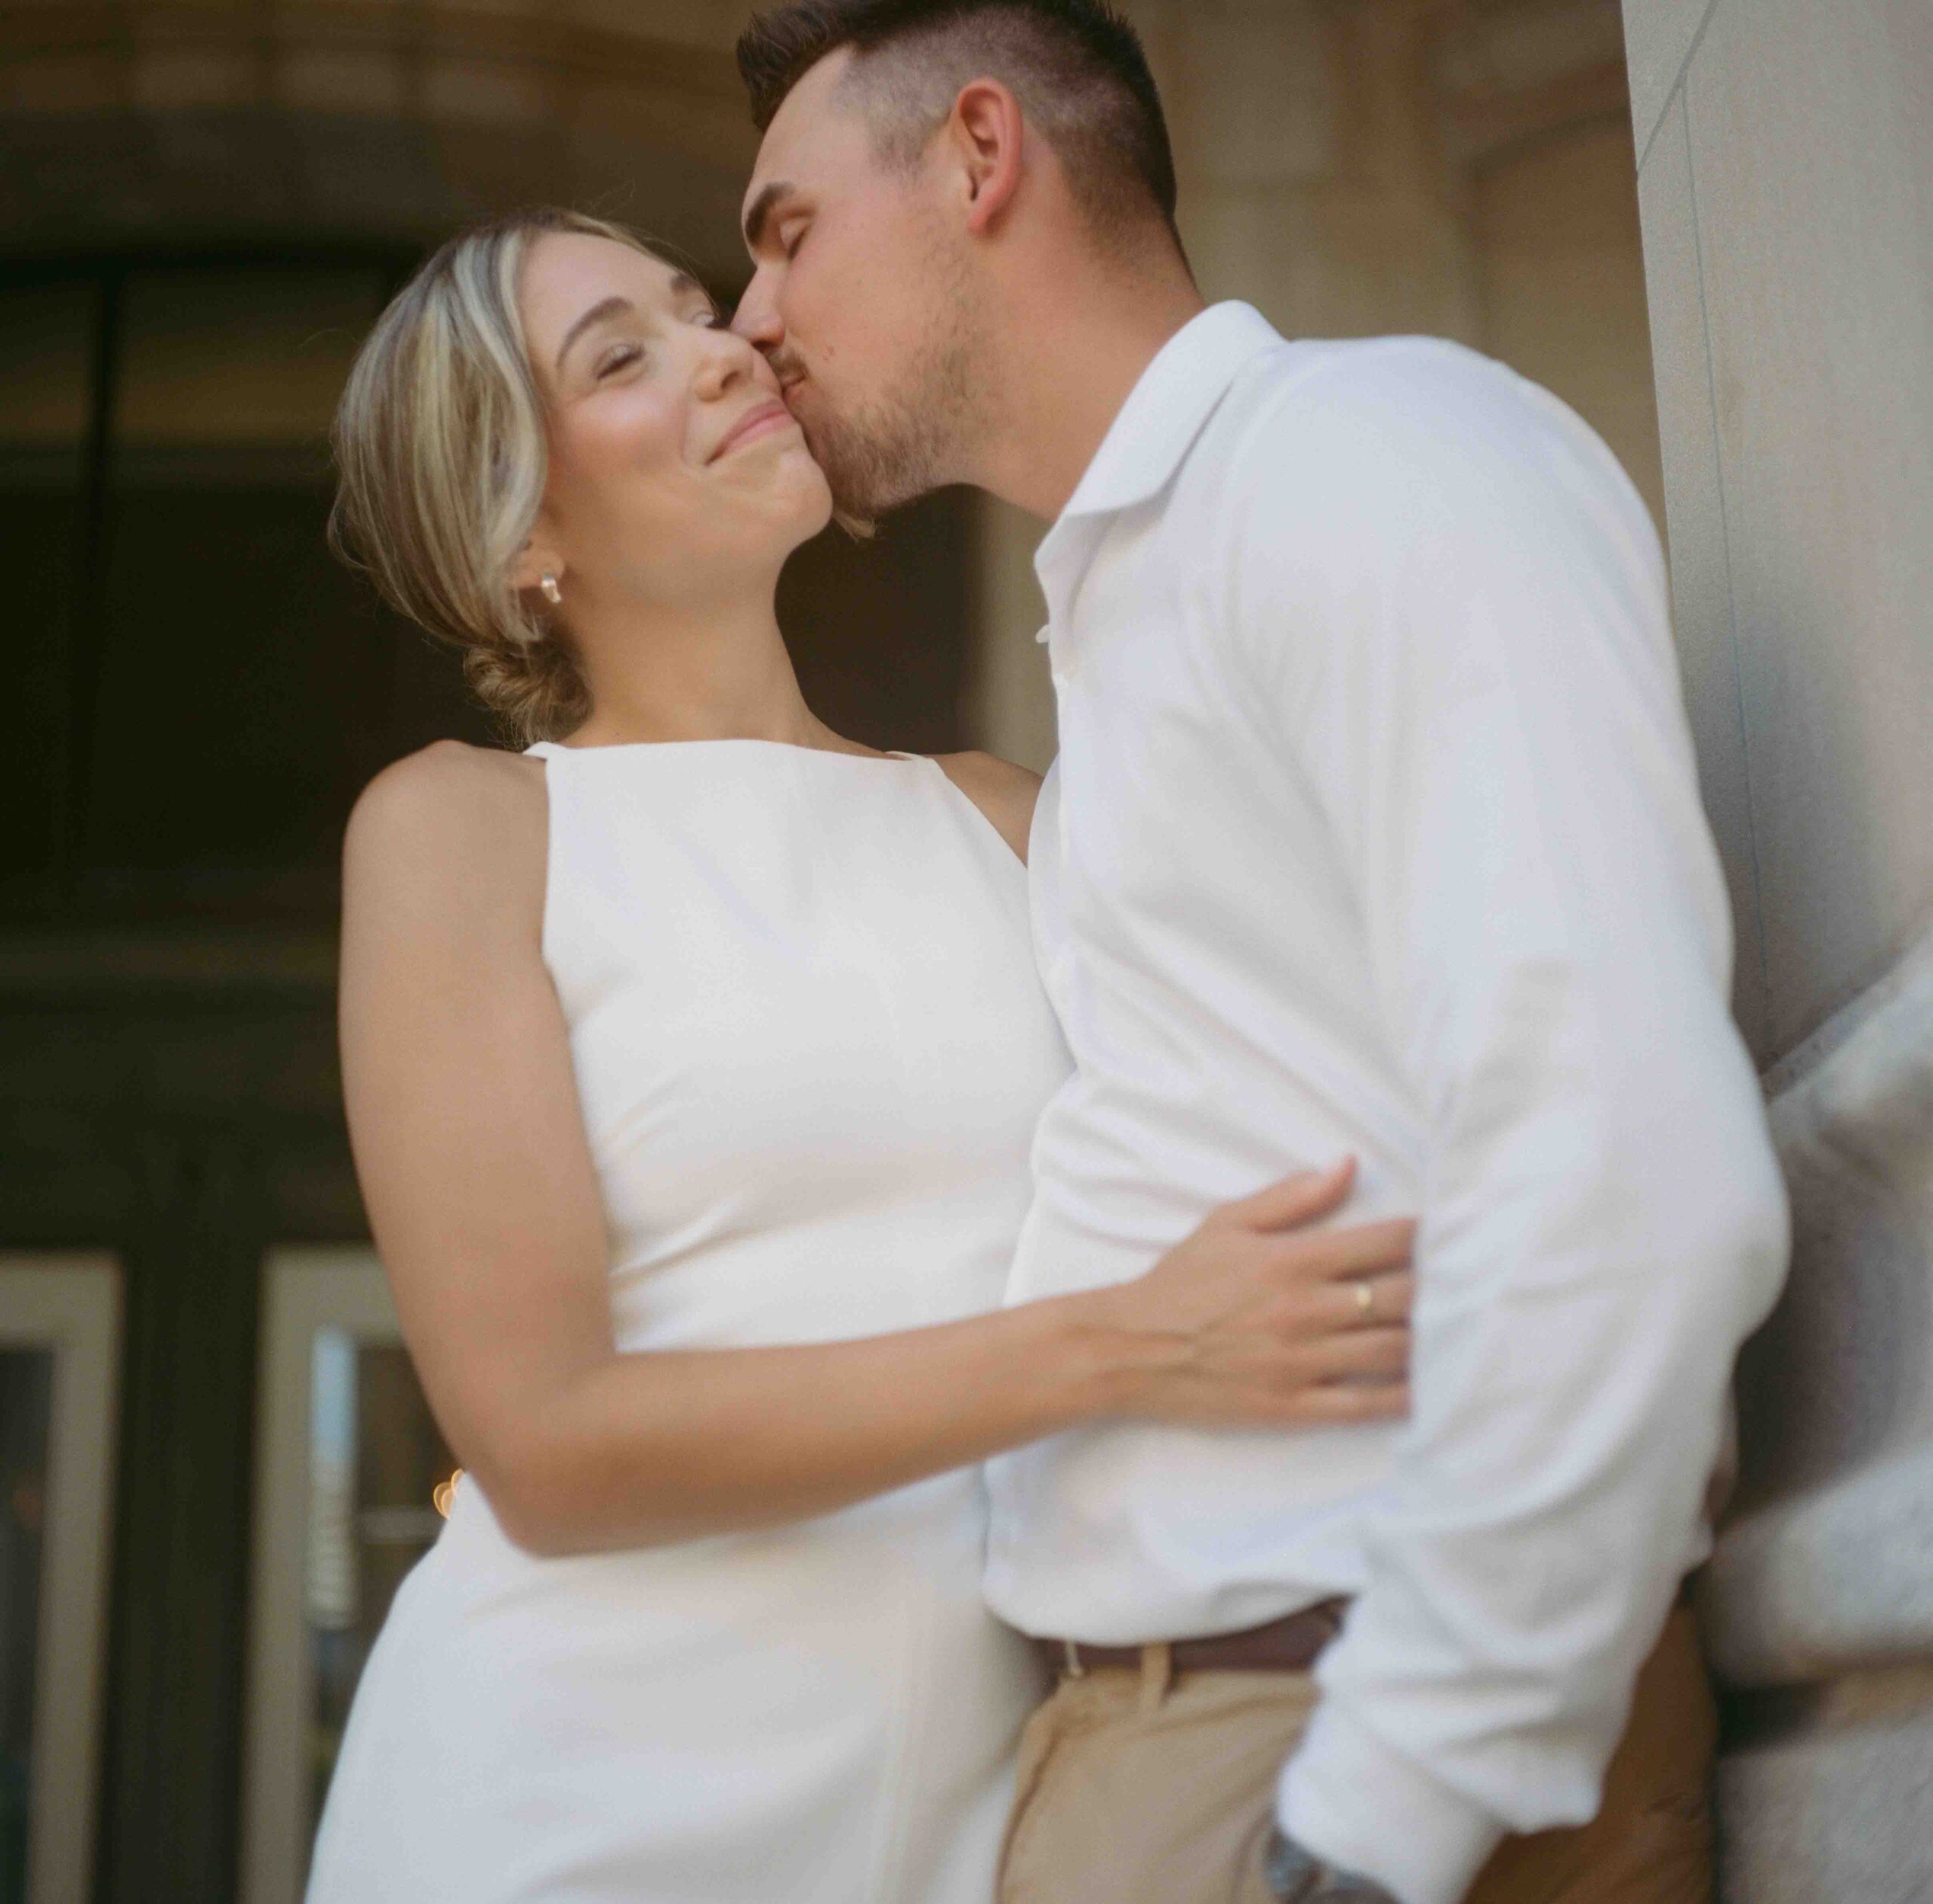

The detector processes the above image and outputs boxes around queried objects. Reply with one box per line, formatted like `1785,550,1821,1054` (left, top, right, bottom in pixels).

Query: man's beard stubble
771,298,987,527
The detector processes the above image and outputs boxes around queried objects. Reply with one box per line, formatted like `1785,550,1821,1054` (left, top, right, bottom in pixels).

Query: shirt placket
1043,614,1090,1049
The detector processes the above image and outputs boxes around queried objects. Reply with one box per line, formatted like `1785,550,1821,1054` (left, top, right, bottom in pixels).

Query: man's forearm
1278,1084,1786,1904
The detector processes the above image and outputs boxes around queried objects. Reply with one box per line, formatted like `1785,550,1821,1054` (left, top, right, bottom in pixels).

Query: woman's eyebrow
666,272,720,320
555,295,633,374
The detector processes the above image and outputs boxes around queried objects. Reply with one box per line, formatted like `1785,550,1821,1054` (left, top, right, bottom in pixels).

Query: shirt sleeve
1213,344,1790,1904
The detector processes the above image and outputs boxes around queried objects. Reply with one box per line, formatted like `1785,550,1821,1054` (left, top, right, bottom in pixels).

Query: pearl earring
539,573,563,605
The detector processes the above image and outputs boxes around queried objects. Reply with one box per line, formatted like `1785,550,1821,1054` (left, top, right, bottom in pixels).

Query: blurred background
0,2,1928,1901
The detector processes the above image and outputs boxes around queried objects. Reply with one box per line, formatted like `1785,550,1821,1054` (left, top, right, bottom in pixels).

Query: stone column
1622,2,1933,1893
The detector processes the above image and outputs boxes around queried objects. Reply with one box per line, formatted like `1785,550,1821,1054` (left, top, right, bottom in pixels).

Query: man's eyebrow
742,181,793,253
555,294,632,374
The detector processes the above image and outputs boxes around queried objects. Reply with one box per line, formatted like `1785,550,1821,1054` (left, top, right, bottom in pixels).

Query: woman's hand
1087,1158,1414,1428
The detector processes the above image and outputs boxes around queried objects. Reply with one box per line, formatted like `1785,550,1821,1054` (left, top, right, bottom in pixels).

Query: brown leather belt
1034,1597,1350,1679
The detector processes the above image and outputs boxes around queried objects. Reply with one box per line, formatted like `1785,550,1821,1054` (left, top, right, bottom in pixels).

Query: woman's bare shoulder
932,750,1043,867
344,741,547,921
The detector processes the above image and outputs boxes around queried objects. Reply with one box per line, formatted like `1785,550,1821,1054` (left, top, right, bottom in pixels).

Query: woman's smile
709,396,799,462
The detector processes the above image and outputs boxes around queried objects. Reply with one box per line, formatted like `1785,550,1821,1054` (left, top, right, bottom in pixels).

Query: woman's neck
564,586,844,752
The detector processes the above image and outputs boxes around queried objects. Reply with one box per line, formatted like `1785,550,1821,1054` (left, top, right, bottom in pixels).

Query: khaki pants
996,1604,1715,1904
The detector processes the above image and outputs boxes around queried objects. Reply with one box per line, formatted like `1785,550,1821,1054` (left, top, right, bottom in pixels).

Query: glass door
240,1249,455,1904
0,1258,121,1904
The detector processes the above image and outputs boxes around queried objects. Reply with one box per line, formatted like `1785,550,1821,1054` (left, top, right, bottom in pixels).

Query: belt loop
1062,1638,1087,1680
1138,1641,1173,1717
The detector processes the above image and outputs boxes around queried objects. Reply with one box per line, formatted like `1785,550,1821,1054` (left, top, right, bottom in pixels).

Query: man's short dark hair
736,0,1180,245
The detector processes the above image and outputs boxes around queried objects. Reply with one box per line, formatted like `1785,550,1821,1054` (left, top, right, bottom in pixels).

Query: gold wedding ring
1352,1280,1375,1320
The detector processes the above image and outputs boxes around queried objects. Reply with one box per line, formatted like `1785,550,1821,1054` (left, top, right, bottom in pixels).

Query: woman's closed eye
593,341,643,379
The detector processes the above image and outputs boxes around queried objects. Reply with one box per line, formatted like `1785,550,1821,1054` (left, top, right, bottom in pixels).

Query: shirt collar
1055,300,1281,525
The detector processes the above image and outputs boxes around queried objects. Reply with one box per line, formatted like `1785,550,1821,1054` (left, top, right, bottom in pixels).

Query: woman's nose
692,323,766,398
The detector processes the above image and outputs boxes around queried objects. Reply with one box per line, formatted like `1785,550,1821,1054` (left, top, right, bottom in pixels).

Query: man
729,5,1790,1901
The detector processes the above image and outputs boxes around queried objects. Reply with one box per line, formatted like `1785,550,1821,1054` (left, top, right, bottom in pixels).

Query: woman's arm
341,744,1414,1558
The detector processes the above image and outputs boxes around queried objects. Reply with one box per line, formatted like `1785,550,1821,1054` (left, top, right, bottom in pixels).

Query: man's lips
710,399,797,461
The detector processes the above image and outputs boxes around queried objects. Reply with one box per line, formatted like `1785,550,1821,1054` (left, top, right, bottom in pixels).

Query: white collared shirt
982,304,1788,1904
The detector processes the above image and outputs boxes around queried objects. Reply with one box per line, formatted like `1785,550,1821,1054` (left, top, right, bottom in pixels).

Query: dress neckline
529,738,1027,871
528,737,918,764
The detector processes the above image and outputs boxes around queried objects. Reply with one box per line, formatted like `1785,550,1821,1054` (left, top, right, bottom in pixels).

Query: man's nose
730,269,783,351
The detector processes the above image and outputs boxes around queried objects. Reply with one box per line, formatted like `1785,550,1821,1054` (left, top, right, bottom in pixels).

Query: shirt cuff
1279,1699,1503,1904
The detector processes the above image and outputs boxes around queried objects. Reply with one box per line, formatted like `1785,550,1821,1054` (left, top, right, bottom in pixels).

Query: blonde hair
329,209,666,744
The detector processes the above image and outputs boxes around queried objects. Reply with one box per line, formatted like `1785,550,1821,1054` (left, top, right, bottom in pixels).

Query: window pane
117,269,384,457
0,282,95,888
0,1349,53,1904
0,282,91,457
80,266,437,890
304,1332,454,1859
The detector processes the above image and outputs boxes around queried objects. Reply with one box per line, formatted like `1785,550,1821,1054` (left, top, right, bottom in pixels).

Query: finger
1288,1379,1410,1425
1278,1218,1416,1282
1299,1326,1408,1382
1319,1270,1415,1331
1366,1270,1416,1323
1215,1157,1355,1234
1266,1269,1410,1340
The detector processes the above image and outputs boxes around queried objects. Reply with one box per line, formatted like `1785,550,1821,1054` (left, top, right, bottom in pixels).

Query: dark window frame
0,246,422,920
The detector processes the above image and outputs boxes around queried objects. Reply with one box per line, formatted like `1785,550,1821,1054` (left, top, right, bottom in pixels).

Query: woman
311,209,1414,1904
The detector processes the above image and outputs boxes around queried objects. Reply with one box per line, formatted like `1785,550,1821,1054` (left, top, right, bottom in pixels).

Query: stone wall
1622,0,1933,1893
0,1,757,281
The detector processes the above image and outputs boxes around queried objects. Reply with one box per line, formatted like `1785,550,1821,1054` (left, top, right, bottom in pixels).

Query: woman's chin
677,452,833,571
729,436,831,511
777,460,837,543
738,473,835,571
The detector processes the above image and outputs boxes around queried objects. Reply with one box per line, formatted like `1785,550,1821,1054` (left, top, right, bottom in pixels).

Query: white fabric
982,306,1789,1904
307,741,1069,1904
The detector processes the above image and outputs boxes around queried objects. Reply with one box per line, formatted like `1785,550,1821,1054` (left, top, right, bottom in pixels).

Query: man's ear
945,79,1025,235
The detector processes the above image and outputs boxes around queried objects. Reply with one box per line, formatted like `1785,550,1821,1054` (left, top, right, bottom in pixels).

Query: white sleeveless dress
306,740,1070,1904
